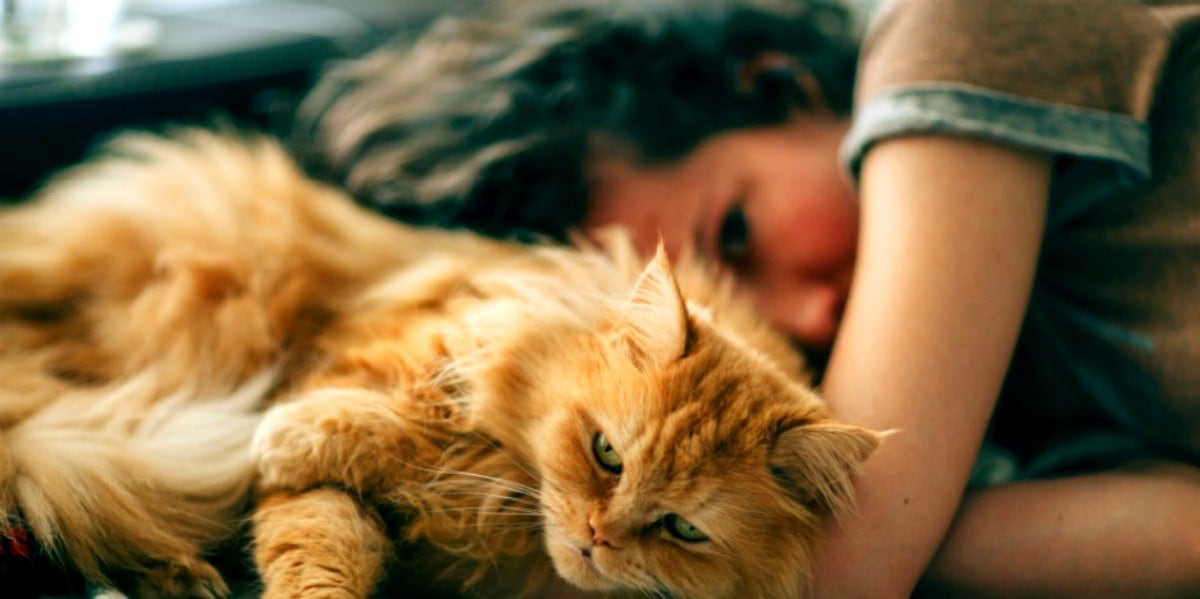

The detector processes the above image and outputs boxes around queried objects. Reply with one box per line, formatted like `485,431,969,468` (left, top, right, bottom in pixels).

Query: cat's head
531,248,879,598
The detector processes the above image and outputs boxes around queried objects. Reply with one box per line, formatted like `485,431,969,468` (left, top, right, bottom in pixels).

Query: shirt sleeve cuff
840,83,1151,186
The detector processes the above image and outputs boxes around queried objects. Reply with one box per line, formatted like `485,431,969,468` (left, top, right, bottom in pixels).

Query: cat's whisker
650,575,675,599
634,581,664,599
421,466,542,497
459,519,543,531
425,506,542,517
466,431,549,490
373,452,540,496
428,480,541,504
468,523,543,532
437,496,543,513
429,492,542,511
425,477,537,493
427,469,539,491
379,456,549,522
433,491,542,510
427,515,542,529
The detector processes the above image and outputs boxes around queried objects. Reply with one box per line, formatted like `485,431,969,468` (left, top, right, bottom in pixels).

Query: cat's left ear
611,244,690,368
768,421,879,515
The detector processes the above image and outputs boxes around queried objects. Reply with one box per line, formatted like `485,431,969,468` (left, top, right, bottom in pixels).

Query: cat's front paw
252,400,334,491
252,391,409,492
130,557,229,599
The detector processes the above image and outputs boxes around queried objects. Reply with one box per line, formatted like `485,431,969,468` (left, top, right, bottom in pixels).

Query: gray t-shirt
842,0,1200,473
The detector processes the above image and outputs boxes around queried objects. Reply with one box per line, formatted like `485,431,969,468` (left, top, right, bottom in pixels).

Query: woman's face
585,117,857,351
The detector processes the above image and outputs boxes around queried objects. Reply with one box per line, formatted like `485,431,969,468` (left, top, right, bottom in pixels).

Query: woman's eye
592,432,622,474
663,513,708,542
717,205,751,264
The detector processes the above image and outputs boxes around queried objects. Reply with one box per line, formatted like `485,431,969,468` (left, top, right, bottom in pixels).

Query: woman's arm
922,460,1200,598
812,135,1052,597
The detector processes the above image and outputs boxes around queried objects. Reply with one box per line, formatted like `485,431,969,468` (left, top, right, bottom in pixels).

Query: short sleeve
840,0,1174,192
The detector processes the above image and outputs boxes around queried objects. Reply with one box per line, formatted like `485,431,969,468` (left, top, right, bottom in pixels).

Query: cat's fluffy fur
0,129,877,598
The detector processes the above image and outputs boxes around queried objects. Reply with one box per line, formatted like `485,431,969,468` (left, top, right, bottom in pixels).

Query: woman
292,0,1200,595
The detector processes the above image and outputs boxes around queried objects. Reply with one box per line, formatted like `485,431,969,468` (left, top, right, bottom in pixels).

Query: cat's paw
252,393,407,492
252,400,333,491
130,557,230,599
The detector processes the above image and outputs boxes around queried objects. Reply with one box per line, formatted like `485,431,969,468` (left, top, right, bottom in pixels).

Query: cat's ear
768,422,879,514
611,244,690,368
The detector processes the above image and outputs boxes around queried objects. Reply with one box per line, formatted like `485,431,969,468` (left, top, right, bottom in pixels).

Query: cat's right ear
768,421,879,515
610,244,690,369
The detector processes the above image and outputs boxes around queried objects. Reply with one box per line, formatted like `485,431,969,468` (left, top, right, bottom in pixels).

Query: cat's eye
717,205,751,264
591,432,622,474
663,513,707,542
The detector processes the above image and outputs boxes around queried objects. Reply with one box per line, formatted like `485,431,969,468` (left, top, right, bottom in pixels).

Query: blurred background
0,0,480,201
0,0,881,203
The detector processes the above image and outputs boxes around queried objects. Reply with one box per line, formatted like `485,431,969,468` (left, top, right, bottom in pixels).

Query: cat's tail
0,368,272,586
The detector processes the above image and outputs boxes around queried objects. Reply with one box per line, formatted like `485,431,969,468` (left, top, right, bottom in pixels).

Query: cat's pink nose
588,516,615,548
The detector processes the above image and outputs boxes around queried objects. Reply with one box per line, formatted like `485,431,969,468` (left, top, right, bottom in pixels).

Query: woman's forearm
812,136,1053,597
923,461,1200,598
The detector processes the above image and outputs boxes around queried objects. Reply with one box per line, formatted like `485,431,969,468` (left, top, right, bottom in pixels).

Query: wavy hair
292,0,858,240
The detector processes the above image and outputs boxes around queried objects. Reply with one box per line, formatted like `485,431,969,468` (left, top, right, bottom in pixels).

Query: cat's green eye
663,513,707,543
591,432,622,474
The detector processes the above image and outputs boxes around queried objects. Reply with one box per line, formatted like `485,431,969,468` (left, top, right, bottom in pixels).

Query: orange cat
0,129,877,598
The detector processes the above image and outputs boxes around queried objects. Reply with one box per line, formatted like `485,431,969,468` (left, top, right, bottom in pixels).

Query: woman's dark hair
292,0,858,240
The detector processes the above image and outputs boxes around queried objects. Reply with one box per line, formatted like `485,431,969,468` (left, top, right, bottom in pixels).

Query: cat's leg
124,556,230,599
252,387,447,493
253,488,392,599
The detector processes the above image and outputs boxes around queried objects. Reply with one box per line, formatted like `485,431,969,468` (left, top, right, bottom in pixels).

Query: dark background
0,0,478,201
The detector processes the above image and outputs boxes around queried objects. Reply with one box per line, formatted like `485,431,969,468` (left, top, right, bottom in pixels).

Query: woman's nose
758,281,845,351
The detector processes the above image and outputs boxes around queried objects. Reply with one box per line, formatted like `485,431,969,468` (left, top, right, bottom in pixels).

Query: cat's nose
588,516,615,548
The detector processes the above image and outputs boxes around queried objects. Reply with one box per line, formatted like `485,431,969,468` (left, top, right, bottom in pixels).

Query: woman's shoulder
856,0,1182,114
842,0,1199,183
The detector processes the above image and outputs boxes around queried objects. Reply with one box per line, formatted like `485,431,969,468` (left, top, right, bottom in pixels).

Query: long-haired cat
0,129,877,598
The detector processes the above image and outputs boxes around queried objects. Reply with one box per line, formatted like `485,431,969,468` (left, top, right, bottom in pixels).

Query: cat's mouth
576,545,599,570
547,534,616,590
